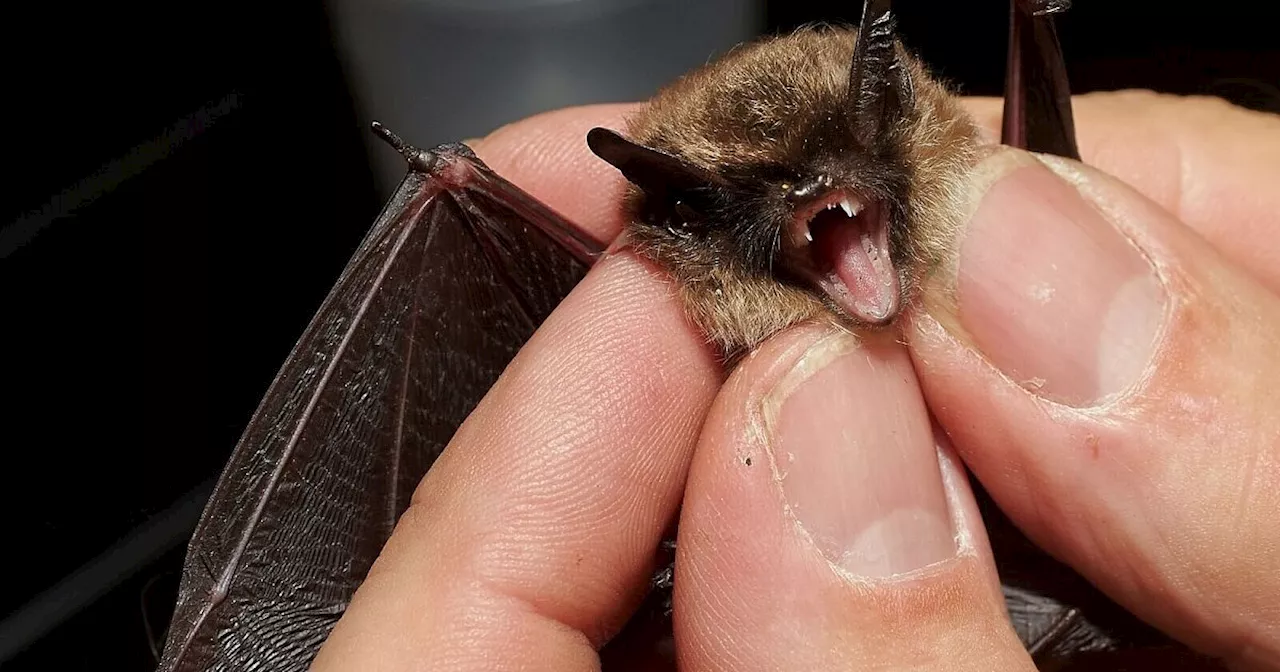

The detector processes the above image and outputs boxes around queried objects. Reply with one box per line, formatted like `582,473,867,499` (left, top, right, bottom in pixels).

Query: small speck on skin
744,456,753,466
1029,281,1056,304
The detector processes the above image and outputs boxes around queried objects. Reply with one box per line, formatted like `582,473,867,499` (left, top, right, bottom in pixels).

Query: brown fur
619,26,980,359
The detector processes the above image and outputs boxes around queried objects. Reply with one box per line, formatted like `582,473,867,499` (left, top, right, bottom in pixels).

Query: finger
471,103,640,242
312,252,720,671
965,92,1280,294
675,324,1033,671
911,148,1280,669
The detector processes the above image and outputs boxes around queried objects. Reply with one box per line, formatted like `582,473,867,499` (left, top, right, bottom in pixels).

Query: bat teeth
819,196,862,218
790,219,815,247
793,192,864,248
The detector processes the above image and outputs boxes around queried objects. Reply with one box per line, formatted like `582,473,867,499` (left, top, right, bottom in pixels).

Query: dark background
1,2,1275,669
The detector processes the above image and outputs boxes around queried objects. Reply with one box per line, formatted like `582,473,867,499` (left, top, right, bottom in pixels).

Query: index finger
311,106,720,671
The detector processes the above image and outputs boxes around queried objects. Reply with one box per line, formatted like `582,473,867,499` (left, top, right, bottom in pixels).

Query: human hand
309,92,1280,671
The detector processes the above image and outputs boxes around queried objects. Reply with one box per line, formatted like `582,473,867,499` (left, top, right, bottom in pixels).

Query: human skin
310,93,1280,671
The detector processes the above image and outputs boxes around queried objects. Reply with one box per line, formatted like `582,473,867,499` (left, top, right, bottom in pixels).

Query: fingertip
676,325,1028,671
911,147,1280,665
965,91,1280,293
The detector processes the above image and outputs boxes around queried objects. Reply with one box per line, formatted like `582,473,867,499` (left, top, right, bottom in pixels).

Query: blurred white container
327,0,762,193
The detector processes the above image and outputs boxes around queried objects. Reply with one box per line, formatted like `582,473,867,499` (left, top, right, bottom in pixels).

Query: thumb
673,325,1033,671
911,149,1280,670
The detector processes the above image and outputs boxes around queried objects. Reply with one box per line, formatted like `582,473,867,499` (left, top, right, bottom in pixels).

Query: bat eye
674,200,700,227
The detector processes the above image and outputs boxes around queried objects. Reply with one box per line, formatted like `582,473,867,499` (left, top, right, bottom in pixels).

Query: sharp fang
839,198,857,218
804,227,814,243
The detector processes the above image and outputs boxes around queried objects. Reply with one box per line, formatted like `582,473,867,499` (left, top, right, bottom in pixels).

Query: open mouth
783,190,901,325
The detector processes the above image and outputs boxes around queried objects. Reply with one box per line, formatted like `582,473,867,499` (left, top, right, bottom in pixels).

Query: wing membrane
159,142,600,671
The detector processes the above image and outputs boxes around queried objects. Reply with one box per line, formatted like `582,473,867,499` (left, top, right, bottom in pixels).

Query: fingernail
952,151,1167,406
762,332,955,579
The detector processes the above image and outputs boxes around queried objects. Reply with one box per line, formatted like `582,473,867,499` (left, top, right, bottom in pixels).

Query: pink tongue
824,212,900,324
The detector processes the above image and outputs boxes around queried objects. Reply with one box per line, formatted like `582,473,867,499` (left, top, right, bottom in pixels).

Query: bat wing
996,4,1217,667
157,129,602,671
1001,0,1080,161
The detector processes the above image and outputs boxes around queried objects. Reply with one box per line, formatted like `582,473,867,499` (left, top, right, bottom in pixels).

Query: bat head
589,10,978,356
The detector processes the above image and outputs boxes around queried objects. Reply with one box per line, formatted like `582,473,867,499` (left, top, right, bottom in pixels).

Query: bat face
590,25,979,357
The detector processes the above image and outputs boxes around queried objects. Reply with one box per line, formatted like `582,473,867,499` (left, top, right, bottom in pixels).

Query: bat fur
596,26,980,358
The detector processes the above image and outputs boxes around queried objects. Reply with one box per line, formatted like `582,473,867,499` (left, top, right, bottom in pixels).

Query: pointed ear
847,0,912,150
587,127,723,199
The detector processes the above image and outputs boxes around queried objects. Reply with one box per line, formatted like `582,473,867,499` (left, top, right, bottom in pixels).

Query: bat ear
587,127,724,200
847,0,912,151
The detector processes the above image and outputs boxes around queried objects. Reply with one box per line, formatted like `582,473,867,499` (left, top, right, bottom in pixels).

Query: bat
156,1,1216,670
